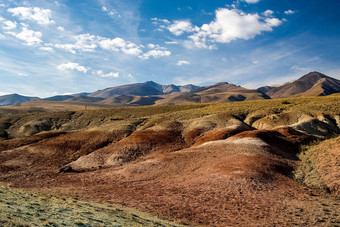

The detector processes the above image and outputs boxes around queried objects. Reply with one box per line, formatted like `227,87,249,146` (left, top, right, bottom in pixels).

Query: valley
0,95,339,226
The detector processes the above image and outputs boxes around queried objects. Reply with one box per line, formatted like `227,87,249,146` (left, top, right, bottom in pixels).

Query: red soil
0,128,339,226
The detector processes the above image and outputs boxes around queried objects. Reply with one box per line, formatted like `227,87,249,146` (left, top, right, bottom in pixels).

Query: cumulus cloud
168,20,197,36
284,10,295,15
57,62,89,73
39,46,55,52
243,0,260,3
187,8,282,48
7,7,55,25
2,20,17,30
151,17,170,24
55,34,97,54
98,37,142,56
265,18,282,27
263,10,274,17
165,41,178,45
52,32,170,59
177,60,190,66
6,26,42,46
101,72,119,78
95,69,119,78
140,49,171,59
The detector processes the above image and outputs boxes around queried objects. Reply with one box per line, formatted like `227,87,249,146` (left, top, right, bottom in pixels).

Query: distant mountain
43,95,75,101
44,92,92,102
259,72,340,98
0,94,40,106
88,81,201,98
156,82,270,105
1,72,339,107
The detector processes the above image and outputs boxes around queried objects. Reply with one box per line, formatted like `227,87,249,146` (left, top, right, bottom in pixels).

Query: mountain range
0,71,339,107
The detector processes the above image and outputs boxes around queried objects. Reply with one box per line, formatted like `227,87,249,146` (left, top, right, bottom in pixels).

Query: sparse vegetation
0,186,183,227
295,136,340,195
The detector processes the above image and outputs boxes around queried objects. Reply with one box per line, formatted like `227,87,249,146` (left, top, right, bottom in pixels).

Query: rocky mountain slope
259,71,340,98
88,81,201,98
0,94,40,106
1,72,339,107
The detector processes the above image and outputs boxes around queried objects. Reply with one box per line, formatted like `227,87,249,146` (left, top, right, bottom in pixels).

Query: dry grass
294,136,340,195
0,186,184,226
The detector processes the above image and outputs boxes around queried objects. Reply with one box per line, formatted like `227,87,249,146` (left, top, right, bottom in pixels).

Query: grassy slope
0,186,183,227
295,136,340,195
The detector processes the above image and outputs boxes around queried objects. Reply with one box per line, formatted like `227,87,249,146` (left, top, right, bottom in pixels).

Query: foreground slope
0,187,183,226
0,95,339,226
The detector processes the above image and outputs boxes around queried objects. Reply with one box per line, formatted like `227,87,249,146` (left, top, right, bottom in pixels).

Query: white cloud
39,46,55,52
98,37,126,51
98,37,142,56
6,27,42,46
177,60,190,66
128,73,133,78
8,7,55,25
2,20,17,30
165,41,178,45
57,62,89,73
243,0,260,3
102,6,108,12
265,18,282,27
188,8,282,48
95,70,103,75
168,20,197,36
55,34,97,53
140,49,171,59
101,72,119,78
18,73,29,77
57,26,64,31
94,70,119,78
263,10,274,17
0,34,4,39
148,43,155,48
284,10,295,15
151,17,170,24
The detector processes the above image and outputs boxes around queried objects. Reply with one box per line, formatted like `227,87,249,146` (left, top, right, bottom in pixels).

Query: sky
0,0,340,97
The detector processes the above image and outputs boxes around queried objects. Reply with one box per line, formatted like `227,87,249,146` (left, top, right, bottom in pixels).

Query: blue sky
0,0,339,97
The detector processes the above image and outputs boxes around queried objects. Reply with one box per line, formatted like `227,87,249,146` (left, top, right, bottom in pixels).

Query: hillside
88,81,201,98
260,71,340,98
0,94,40,106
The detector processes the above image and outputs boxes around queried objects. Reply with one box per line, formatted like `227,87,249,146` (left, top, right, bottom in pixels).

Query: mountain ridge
1,72,339,107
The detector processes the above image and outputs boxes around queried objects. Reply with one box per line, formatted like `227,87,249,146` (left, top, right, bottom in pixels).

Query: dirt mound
228,128,315,159
66,129,187,171
290,114,339,137
193,128,245,146
0,130,126,177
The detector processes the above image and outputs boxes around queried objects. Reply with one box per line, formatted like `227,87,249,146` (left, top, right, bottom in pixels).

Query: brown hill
155,82,270,105
261,72,340,98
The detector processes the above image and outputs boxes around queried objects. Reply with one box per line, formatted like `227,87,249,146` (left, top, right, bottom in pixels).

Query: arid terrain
0,95,339,226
